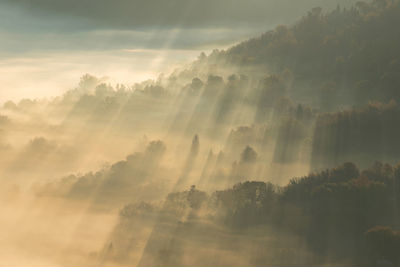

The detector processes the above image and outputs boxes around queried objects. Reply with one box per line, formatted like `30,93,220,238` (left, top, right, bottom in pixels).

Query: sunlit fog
1,0,400,266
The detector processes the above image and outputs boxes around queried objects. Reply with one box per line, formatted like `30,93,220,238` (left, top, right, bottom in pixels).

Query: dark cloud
0,0,358,54
3,0,357,29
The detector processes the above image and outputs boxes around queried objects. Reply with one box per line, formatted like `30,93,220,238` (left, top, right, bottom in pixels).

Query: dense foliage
197,0,400,107
119,162,400,266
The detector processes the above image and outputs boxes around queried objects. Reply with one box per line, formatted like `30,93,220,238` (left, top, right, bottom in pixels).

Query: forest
0,0,400,266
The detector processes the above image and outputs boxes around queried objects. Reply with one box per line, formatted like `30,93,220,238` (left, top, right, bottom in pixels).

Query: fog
1,0,400,266
0,49,202,101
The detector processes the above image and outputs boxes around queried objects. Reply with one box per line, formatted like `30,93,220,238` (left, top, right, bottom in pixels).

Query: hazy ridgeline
1,0,400,266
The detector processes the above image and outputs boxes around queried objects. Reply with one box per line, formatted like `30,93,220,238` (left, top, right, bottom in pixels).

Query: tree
365,226,400,264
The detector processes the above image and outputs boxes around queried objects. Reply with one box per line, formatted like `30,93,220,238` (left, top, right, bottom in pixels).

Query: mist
1,0,400,266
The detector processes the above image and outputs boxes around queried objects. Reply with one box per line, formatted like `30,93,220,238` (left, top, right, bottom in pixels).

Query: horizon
0,0,356,101
1,1,399,266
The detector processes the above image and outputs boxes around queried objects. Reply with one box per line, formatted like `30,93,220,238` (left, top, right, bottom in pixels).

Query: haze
1,0,400,266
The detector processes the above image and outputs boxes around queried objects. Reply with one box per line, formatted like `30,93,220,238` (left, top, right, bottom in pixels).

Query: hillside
190,0,400,108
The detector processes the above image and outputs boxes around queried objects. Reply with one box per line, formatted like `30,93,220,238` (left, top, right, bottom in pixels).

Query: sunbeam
1,0,400,266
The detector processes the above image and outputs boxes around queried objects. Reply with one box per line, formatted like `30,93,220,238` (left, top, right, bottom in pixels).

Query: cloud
0,0,358,101
3,0,358,29
0,28,263,55
0,0,359,53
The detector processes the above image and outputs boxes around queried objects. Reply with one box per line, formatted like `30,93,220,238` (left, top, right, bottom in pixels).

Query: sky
0,0,357,102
